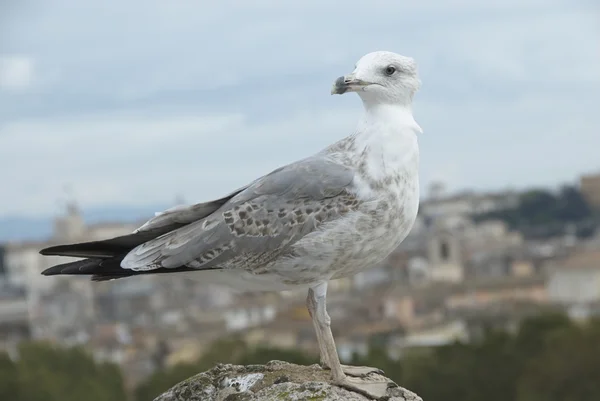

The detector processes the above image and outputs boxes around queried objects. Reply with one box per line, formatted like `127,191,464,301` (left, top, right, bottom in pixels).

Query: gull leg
309,282,394,400
307,288,330,368
308,287,383,377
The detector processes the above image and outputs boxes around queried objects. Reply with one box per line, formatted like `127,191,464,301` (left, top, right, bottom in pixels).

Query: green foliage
0,341,126,401
350,342,402,382
517,319,600,401
476,186,597,238
513,312,573,359
0,351,19,401
403,331,524,401
404,315,598,401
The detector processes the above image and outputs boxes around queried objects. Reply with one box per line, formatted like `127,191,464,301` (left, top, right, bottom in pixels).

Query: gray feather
121,156,358,271
134,186,249,233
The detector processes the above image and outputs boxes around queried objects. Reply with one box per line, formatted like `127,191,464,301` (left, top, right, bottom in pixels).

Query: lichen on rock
153,360,422,401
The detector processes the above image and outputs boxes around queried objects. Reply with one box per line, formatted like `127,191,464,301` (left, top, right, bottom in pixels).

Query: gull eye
384,65,396,76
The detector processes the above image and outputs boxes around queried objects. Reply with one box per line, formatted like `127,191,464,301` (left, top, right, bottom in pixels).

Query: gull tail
41,257,124,281
39,230,184,281
39,230,168,259
41,256,198,281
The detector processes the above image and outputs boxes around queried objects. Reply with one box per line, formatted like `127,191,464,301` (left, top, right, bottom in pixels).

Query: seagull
40,50,422,399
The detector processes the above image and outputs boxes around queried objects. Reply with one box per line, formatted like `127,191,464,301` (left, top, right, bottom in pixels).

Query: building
580,172,600,209
0,203,144,345
419,188,519,220
445,276,548,310
547,248,600,305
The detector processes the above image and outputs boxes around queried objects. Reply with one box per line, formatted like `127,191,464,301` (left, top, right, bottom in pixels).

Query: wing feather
121,156,358,272
133,185,249,233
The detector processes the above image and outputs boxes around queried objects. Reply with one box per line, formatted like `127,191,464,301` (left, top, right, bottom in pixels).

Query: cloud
0,55,34,90
0,107,357,215
0,0,599,217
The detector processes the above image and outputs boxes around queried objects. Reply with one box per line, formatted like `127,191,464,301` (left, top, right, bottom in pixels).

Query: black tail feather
39,226,184,259
39,222,205,281
90,266,205,281
41,255,206,281
41,257,127,276
41,258,106,275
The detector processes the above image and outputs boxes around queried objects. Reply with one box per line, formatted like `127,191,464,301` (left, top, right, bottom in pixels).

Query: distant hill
0,216,53,242
474,185,599,239
0,204,170,242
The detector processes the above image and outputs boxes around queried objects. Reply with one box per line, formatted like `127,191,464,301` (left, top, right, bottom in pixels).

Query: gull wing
120,156,358,272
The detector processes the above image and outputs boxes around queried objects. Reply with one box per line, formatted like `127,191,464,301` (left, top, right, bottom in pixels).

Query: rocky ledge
153,360,422,401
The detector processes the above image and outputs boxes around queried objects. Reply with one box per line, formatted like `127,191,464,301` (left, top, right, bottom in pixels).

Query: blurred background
1,1,599,400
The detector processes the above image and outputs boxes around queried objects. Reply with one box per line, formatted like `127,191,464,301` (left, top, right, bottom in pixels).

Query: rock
153,360,422,401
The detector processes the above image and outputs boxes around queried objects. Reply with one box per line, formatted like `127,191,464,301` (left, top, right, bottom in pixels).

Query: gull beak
331,74,372,95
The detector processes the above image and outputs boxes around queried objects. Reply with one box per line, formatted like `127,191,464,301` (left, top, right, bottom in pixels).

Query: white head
331,51,420,107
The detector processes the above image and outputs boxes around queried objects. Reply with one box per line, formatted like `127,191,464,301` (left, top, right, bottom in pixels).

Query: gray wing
120,156,358,271
133,186,250,233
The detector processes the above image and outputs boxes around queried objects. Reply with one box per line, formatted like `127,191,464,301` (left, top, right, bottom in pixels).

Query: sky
1,0,599,218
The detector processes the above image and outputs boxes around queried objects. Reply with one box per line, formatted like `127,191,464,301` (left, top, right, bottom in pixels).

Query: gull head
331,51,420,106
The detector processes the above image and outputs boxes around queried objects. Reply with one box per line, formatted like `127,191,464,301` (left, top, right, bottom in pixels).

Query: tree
401,314,589,401
475,186,597,238
16,341,127,401
350,342,402,383
403,331,521,401
517,189,558,225
0,352,19,401
513,312,573,360
555,186,592,221
517,319,600,401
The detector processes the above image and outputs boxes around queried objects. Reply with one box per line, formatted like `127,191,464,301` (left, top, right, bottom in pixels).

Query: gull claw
341,365,385,377
334,376,396,400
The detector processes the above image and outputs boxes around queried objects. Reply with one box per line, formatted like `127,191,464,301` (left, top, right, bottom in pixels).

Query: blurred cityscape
2,173,600,393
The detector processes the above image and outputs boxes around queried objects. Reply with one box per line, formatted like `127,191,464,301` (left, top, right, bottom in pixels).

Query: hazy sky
1,0,599,217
